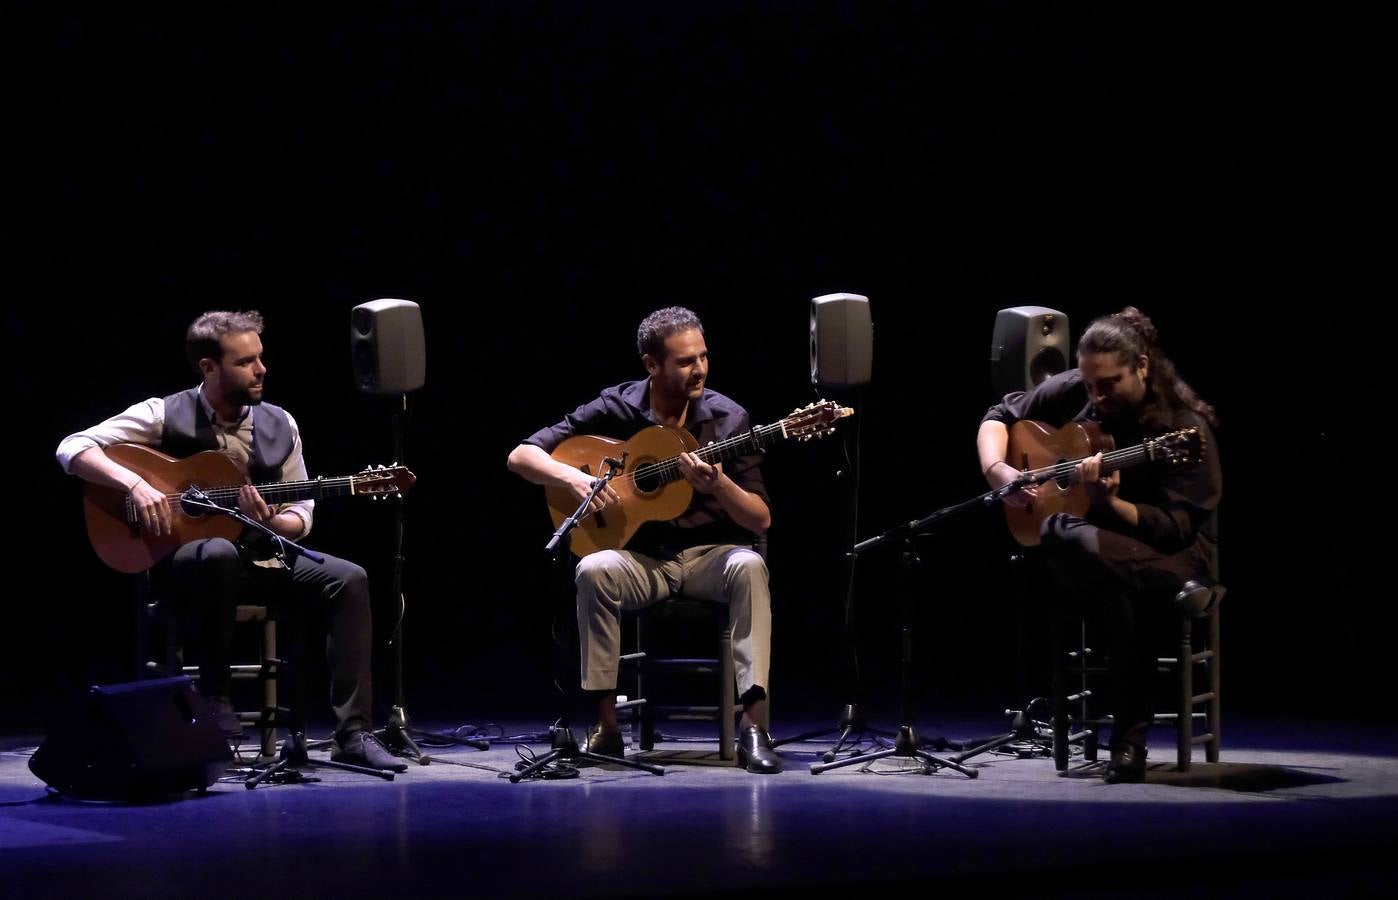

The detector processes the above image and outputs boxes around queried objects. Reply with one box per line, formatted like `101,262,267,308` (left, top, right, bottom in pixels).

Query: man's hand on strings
678,451,724,494
131,480,171,535
568,468,620,513
238,484,276,525
986,460,1037,509
1077,452,1120,504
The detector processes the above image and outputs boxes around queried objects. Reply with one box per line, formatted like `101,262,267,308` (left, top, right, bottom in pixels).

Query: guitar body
1003,420,1115,547
83,444,249,573
546,426,700,558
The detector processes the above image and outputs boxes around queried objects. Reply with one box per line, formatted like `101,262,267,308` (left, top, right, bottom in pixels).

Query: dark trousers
1039,514,1212,746
160,537,374,737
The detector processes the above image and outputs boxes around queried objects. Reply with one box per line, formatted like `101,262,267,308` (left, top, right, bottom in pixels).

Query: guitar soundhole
1054,460,1073,490
632,457,661,494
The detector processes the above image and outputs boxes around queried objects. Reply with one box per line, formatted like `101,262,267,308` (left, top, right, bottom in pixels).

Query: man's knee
724,548,769,590
575,551,626,597
1040,513,1097,560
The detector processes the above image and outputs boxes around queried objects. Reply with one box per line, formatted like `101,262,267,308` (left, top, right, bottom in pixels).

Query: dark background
7,3,1391,733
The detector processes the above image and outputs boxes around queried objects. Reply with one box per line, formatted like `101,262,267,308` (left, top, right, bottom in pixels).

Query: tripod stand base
772,703,900,762
509,726,665,782
945,699,1054,766
809,725,978,777
245,732,397,789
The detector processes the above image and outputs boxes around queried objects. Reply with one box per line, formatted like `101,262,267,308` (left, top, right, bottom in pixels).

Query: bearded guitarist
508,306,783,774
55,310,407,772
976,306,1223,783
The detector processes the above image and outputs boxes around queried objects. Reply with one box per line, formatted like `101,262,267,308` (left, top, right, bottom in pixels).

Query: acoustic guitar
1001,419,1201,546
82,443,415,573
546,400,853,557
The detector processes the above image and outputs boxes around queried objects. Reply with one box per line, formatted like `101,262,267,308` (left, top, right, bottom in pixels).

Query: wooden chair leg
719,626,735,762
1052,612,1070,770
1177,616,1193,772
1207,609,1221,763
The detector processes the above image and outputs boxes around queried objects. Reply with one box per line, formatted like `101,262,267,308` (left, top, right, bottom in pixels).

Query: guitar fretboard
1022,430,1196,485
625,422,787,487
123,477,360,522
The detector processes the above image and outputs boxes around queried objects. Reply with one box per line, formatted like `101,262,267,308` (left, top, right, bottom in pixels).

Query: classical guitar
82,443,416,573
1000,419,1202,547
546,400,853,557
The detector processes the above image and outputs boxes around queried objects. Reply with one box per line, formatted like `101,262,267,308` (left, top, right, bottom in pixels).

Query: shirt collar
198,385,249,427
621,378,714,426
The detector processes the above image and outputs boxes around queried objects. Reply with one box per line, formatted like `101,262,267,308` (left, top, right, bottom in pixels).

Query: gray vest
160,388,294,485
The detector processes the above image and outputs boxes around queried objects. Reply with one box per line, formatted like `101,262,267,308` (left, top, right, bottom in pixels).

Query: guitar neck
127,476,360,520
1029,441,1160,483
651,422,786,486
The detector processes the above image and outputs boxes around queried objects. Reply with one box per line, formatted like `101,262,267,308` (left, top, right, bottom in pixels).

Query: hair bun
1115,307,1159,346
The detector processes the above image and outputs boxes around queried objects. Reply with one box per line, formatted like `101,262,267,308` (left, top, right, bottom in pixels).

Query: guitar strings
1012,435,1188,486
610,422,786,487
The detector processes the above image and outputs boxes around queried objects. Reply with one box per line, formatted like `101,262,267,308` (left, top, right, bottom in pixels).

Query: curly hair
1078,307,1218,426
185,310,264,374
636,306,704,361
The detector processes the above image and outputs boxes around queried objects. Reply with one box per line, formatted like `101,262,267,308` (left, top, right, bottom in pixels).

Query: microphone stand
514,457,665,780
177,488,394,788
807,475,1060,776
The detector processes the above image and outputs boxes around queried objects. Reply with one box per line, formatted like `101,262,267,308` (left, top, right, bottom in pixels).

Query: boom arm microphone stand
809,500,980,777
808,474,1066,775
512,457,665,781
176,489,395,788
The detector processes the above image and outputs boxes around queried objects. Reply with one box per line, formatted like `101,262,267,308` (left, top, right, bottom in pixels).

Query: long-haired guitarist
975,306,1223,782
507,306,782,774
55,310,407,772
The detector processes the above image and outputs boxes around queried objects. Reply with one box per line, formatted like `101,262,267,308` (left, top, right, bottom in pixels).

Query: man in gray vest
56,310,405,772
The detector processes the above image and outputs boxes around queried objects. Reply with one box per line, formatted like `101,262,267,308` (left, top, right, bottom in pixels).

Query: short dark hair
185,310,264,374
636,307,703,361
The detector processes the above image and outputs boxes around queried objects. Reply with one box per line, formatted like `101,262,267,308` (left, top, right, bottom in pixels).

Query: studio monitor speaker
28,676,233,800
990,306,1070,399
810,293,873,388
351,298,426,395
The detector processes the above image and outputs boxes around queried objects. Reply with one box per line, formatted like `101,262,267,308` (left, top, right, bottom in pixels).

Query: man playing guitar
56,310,407,772
508,306,782,774
976,307,1223,782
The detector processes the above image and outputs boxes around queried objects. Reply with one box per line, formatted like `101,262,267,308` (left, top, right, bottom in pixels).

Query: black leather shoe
1103,721,1150,784
735,725,783,774
585,724,624,757
333,730,409,772
1103,743,1147,783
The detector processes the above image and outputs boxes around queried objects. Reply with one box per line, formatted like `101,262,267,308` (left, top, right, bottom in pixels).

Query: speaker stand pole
376,393,485,760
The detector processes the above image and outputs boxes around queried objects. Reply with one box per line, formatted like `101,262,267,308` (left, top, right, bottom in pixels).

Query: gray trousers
575,543,771,695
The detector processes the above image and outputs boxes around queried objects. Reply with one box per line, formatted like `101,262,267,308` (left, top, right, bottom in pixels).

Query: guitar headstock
350,464,417,497
1146,428,1203,467
782,400,855,442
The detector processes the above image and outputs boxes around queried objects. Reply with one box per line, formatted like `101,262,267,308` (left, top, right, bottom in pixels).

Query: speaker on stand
349,299,449,762
772,294,899,758
976,305,1071,759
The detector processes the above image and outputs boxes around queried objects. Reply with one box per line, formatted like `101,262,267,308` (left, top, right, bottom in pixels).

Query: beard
231,384,264,407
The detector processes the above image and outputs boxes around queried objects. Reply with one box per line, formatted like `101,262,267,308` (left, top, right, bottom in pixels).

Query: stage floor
4,713,1397,897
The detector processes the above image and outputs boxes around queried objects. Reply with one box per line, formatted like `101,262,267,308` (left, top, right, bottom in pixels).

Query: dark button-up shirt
982,369,1221,556
525,379,770,555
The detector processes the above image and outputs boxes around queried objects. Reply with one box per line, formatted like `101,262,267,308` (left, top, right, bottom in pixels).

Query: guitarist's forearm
508,443,582,489
714,477,771,534
69,446,146,493
977,420,1011,477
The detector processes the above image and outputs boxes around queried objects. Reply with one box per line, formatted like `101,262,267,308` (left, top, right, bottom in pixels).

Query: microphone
180,487,215,516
